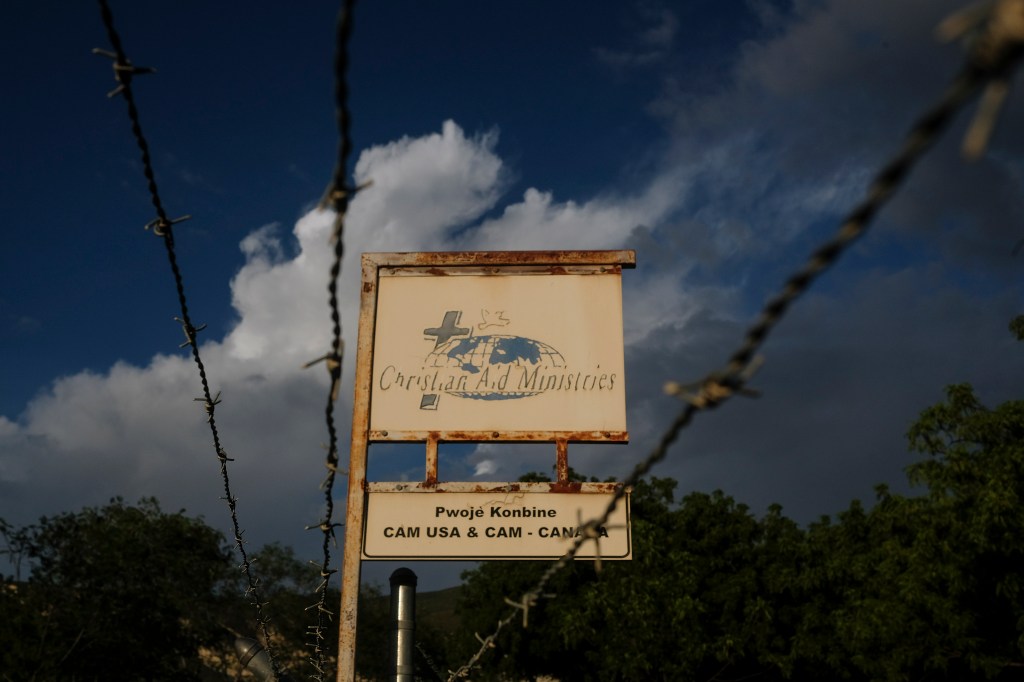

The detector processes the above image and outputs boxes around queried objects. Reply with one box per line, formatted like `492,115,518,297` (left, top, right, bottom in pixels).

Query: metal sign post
336,251,635,682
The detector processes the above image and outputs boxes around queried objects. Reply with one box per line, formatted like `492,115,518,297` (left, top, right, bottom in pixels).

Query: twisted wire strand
94,0,281,674
446,5,1024,678
416,641,447,682
305,1,358,678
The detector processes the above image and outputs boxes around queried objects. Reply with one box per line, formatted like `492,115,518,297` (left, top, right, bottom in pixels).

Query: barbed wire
301,0,359,678
445,1,1024,678
417,641,447,681
92,0,282,675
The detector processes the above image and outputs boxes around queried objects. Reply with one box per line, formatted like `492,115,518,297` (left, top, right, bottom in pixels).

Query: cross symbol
423,311,470,348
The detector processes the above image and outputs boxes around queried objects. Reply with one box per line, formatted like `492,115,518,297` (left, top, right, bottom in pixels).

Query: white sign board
362,485,631,560
369,271,626,438
336,253,635,682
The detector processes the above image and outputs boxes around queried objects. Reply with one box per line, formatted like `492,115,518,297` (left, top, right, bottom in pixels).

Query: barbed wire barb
664,354,765,407
936,0,1024,158
193,391,221,422
91,47,155,97
175,316,207,348
145,214,191,237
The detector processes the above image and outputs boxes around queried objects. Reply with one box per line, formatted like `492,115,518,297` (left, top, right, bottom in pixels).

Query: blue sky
2,0,1023,590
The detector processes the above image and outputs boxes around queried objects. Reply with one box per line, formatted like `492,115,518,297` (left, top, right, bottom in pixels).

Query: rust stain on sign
366,250,636,268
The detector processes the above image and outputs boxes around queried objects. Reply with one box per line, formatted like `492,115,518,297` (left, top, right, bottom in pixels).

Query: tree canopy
0,500,403,681
1,497,234,680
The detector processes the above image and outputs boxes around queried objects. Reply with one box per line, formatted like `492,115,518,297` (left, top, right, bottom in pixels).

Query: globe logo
427,335,566,401
413,310,568,407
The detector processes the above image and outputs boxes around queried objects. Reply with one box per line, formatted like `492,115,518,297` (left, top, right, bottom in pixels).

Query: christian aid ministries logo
377,310,619,410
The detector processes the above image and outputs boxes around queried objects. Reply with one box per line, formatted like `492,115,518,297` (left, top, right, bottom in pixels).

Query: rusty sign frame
336,250,636,682
360,251,630,444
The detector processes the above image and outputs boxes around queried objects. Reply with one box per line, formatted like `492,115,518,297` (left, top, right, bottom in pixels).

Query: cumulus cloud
463,164,690,251
349,120,505,251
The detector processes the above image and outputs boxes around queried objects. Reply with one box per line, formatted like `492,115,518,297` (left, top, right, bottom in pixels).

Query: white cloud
226,214,334,368
464,164,689,251
472,458,498,478
348,120,505,252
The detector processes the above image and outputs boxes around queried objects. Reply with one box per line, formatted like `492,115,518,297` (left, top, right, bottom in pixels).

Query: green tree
551,484,807,681
900,381,1024,677
0,500,424,681
789,380,1024,681
0,497,236,681
1009,314,1024,342
454,474,806,681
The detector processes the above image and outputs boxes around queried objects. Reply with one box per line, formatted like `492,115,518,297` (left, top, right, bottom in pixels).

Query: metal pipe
234,637,292,682
388,568,417,681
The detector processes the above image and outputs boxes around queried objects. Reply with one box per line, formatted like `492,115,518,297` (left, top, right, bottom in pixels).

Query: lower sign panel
362,483,631,560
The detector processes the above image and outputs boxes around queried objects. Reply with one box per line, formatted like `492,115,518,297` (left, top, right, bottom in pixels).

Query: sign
369,267,627,439
362,482,631,560
336,252,636,681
